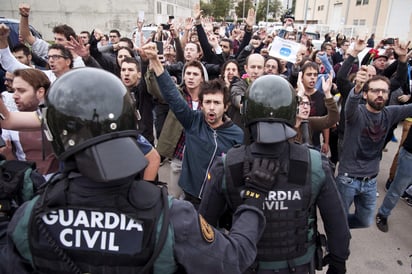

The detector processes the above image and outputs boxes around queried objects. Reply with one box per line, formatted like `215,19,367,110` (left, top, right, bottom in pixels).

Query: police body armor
27,173,174,274
224,142,323,267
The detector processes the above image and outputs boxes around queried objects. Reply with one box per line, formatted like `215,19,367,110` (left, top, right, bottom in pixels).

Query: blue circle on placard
280,47,291,56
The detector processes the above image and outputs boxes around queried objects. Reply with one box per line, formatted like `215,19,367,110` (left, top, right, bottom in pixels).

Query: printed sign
269,36,301,63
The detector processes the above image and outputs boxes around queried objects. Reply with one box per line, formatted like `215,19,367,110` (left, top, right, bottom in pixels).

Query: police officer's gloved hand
242,158,279,208
323,254,346,274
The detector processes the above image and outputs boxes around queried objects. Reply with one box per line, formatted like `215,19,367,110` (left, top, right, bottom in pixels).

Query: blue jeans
336,174,377,228
379,147,412,217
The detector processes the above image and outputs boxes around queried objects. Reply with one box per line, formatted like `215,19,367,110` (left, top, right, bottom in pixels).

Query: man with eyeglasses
332,40,350,65
336,40,412,229
17,3,100,71
0,24,73,83
17,3,86,69
109,30,121,45
335,38,376,163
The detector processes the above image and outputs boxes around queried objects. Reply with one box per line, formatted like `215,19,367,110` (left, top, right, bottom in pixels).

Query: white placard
269,36,301,63
138,11,145,22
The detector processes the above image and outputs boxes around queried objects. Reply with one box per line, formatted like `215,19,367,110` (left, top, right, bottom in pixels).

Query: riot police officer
199,75,351,274
6,68,276,274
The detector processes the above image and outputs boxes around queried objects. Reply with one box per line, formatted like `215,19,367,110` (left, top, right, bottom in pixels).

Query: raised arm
0,97,41,131
181,17,193,50
389,39,410,93
18,3,36,45
308,72,339,132
336,38,366,98
18,3,49,59
0,24,30,72
141,43,194,129
235,9,255,59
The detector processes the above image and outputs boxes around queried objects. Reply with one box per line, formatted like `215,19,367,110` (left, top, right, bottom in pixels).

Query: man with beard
336,46,412,229
7,69,59,178
144,44,243,207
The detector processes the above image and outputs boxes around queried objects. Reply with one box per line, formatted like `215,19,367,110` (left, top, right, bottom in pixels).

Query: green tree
200,0,214,17
213,0,231,19
235,0,255,20
256,0,282,22
200,0,230,20
291,0,296,15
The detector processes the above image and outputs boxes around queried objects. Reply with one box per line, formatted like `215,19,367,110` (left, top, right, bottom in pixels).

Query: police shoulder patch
199,214,215,243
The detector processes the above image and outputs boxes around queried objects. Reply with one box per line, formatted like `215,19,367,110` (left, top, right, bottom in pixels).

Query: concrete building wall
294,0,411,42
0,0,198,40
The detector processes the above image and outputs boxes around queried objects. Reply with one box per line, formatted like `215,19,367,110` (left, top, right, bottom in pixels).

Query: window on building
157,2,162,14
167,4,174,15
353,19,359,25
356,0,368,5
359,19,366,25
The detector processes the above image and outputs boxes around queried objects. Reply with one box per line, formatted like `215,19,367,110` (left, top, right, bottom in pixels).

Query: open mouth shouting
207,112,216,121
122,77,131,85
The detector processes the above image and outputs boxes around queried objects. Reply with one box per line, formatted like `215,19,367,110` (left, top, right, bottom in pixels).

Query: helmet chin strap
74,137,148,183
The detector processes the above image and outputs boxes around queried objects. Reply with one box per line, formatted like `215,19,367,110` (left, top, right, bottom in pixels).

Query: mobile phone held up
156,41,164,55
161,23,170,30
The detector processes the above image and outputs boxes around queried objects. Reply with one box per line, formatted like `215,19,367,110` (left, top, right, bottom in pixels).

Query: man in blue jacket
142,43,244,207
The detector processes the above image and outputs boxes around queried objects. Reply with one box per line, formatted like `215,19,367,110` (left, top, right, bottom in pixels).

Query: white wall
383,0,412,41
0,0,195,40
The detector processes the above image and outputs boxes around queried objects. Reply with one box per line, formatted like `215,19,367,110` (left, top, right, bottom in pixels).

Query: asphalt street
158,123,412,274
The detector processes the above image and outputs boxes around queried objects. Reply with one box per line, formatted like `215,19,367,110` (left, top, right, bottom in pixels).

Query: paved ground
158,123,412,274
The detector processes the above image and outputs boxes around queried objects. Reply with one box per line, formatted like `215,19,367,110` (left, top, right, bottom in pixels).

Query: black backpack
0,157,45,220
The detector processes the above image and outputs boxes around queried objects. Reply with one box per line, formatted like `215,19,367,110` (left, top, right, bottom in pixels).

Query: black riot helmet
44,68,147,182
243,75,297,143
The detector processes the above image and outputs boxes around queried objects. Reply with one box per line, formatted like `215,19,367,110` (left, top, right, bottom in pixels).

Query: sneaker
376,214,388,232
401,192,412,207
385,179,392,192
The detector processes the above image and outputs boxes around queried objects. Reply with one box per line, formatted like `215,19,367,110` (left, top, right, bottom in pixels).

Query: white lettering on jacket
263,190,302,210
42,209,143,251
